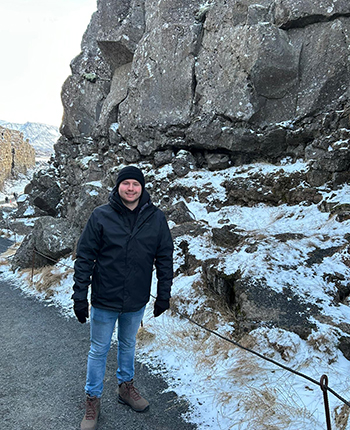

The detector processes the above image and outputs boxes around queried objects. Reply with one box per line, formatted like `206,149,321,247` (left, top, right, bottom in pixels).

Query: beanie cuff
115,166,145,191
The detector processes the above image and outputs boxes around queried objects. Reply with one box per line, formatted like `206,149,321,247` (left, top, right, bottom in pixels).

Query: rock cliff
6,0,350,355
58,0,350,178
40,0,350,224
1,1,326,224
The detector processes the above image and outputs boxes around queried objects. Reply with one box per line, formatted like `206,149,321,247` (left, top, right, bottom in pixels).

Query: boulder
205,153,230,171
33,184,61,217
7,218,37,237
163,201,194,225
123,145,141,163
12,217,80,269
15,194,38,218
154,149,174,167
172,150,196,177
212,225,244,249
170,221,208,239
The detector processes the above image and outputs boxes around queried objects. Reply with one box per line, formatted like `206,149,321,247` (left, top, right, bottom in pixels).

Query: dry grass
306,332,336,356
137,326,156,345
162,326,203,358
191,338,226,370
251,233,268,241
146,273,340,429
215,390,233,406
34,266,71,297
171,296,221,332
0,242,19,261
16,265,74,298
168,278,239,370
233,388,281,429
334,404,350,430
166,276,264,370
0,241,73,299
227,354,264,381
227,385,318,430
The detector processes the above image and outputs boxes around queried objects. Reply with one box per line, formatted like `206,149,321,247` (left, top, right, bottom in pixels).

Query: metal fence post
31,248,35,283
320,374,332,430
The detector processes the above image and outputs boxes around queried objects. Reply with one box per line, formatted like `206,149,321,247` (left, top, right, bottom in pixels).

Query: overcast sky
0,0,97,127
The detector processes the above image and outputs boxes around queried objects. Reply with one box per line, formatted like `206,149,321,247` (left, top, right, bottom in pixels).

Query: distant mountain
0,120,60,156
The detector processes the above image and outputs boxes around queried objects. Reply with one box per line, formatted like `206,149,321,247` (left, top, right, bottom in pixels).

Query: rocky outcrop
202,263,319,340
6,0,350,357
9,0,350,242
57,0,350,175
28,0,349,232
0,126,35,188
13,167,62,219
11,216,80,269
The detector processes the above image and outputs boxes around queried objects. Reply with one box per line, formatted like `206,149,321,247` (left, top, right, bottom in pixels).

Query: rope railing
177,309,350,407
0,237,348,429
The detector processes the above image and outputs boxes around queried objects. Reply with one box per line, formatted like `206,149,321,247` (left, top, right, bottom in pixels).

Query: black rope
150,293,350,409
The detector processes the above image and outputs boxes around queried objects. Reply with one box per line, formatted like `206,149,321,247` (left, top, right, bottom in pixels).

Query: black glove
73,300,89,323
153,299,170,317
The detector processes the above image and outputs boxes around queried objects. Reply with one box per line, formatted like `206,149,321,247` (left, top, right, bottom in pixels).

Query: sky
0,0,97,127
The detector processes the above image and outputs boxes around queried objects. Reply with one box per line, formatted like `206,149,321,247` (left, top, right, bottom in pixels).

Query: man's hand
73,300,89,323
153,299,170,317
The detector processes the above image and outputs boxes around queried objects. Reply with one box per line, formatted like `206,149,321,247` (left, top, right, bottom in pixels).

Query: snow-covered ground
1,161,350,430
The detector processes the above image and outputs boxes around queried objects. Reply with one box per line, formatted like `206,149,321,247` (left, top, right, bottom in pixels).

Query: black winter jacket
72,189,174,312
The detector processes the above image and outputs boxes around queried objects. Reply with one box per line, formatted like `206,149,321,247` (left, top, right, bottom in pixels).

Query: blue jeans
85,305,145,398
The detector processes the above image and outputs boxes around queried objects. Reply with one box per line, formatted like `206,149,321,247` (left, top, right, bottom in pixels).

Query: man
72,166,174,430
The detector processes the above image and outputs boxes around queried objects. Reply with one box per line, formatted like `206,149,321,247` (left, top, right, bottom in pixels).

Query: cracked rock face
13,0,350,245
11,217,80,269
7,0,350,357
57,0,350,175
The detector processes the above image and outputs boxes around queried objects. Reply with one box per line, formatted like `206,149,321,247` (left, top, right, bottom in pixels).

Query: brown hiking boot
118,380,149,412
81,395,100,430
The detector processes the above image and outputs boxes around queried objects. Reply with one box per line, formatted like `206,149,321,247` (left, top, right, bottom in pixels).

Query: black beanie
115,166,145,191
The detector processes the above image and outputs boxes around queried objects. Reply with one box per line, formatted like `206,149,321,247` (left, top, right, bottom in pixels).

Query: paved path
0,238,196,430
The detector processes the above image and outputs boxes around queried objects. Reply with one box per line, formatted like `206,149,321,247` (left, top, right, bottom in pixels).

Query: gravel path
0,238,197,430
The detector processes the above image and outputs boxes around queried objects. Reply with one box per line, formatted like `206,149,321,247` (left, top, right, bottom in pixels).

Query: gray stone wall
0,126,35,189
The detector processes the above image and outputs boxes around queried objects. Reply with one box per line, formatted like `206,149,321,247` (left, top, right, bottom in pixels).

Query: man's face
118,179,142,207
